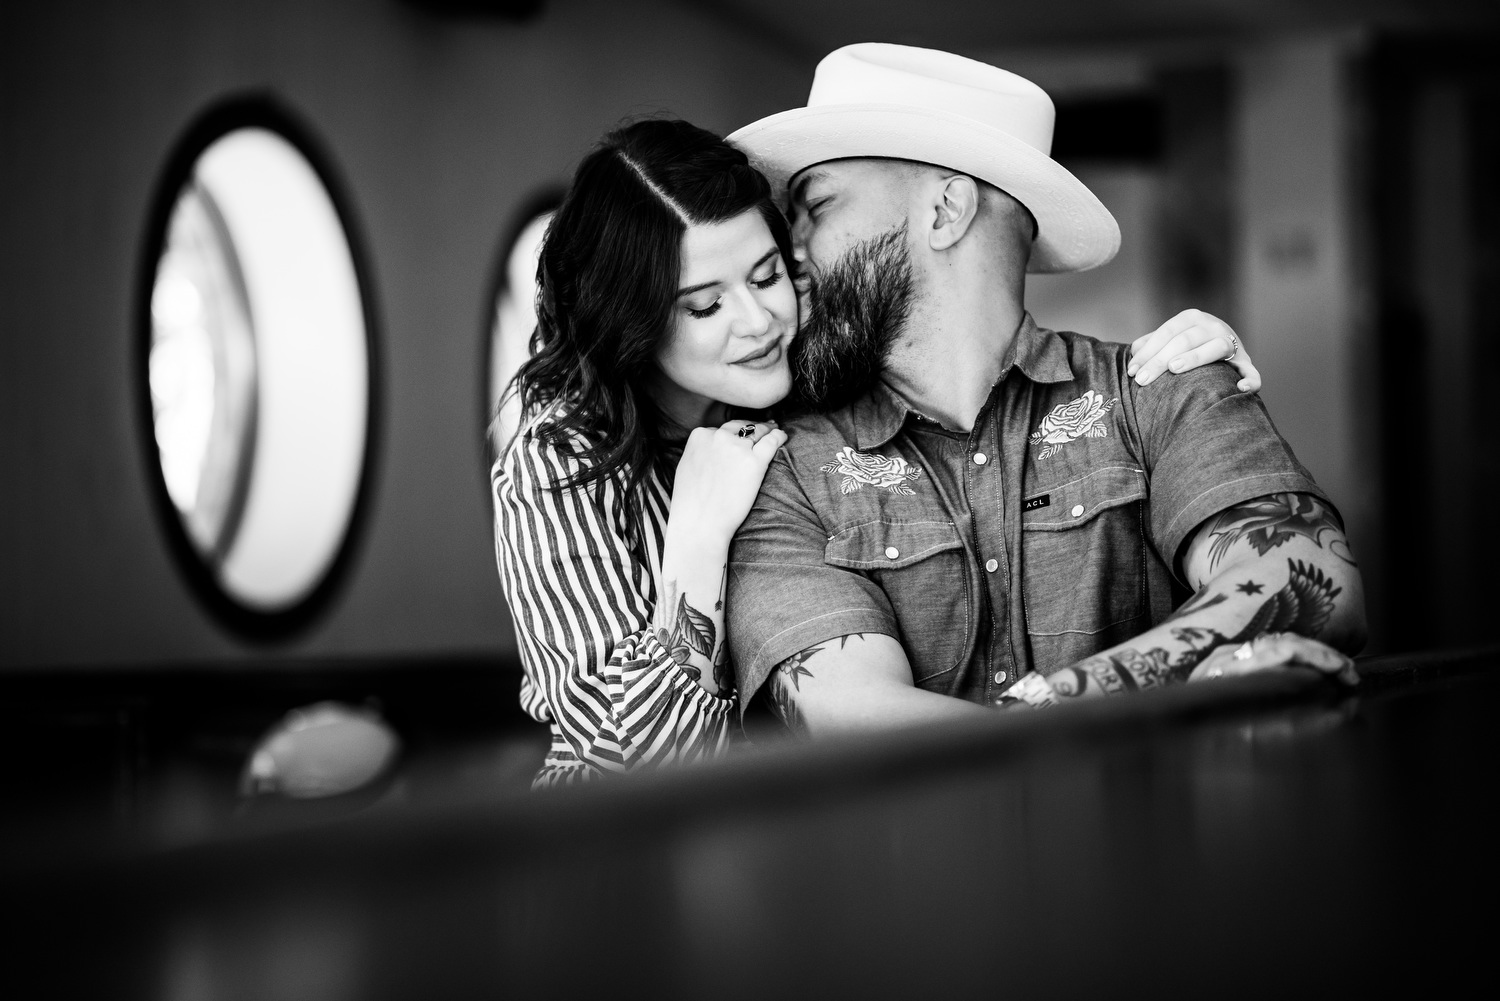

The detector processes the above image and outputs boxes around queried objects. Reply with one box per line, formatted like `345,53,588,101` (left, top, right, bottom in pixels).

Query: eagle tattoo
1231,558,1342,642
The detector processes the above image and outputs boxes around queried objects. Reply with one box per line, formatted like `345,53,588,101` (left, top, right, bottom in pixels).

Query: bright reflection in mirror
150,182,257,560
488,209,553,450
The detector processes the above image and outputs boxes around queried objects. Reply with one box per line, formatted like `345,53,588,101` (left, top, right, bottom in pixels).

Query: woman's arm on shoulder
1126,309,1261,392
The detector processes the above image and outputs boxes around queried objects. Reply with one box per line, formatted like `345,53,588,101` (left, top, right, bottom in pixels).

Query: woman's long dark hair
505,118,793,556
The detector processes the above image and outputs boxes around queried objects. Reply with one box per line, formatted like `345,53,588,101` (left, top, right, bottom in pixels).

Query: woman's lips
732,338,785,369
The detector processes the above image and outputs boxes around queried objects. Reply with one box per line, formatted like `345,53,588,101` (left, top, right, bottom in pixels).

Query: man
724,43,1365,734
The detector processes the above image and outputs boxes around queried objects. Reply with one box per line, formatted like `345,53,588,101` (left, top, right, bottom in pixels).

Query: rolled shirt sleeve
1132,361,1335,576
727,449,899,712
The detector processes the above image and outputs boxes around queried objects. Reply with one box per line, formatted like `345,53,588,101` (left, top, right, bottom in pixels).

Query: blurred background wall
2,0,1497,670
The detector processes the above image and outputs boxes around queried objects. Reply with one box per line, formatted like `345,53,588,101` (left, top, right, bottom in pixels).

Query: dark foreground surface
4,648,1496,999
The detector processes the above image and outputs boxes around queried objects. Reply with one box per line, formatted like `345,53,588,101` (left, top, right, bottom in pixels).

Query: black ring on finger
736,423,756,438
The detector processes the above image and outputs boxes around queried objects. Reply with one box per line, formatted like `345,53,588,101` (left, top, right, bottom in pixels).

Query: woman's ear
928,174,980,252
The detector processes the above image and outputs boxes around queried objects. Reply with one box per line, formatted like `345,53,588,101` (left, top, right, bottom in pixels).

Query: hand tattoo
1204,493,1356,571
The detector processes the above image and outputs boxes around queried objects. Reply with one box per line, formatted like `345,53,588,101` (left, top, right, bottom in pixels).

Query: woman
492,119,1258,788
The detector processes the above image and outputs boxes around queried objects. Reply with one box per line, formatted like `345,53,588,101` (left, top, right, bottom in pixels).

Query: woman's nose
732,290,772,336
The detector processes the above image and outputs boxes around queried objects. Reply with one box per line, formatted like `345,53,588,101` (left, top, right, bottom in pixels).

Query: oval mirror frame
136,94,381,639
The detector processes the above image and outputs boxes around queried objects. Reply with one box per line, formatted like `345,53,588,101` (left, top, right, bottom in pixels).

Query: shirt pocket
1021,466,1150,644
824,520,970,686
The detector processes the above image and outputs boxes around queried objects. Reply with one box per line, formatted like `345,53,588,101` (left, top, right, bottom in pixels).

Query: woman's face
654,209,798,426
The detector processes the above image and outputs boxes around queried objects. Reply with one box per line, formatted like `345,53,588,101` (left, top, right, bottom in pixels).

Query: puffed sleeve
492,429,733,777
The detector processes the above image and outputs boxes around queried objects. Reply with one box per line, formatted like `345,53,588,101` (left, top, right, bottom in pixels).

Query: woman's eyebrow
676,279,721,298
749,247,780,271
675,248,780,298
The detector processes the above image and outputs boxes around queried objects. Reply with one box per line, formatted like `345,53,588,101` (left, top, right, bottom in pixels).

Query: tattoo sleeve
1052,556,1353,701
1200,492,1356,574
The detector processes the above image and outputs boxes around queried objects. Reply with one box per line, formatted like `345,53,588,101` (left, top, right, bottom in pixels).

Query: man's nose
790,217,811,260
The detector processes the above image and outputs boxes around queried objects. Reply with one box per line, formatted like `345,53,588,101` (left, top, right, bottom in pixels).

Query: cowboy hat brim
729,103,1121,274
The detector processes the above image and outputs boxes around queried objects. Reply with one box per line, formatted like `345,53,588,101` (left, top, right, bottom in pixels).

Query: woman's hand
1127,309,1261,392
670,420,788,545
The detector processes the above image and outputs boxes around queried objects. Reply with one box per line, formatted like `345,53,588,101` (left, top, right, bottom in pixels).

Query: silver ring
736,423,756,439
1223,332,1240,362
1232,640,1255,661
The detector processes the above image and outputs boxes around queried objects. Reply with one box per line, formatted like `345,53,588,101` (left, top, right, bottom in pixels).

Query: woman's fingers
1128,309,1201,378
1128,309,1260,393
1163,340,1235,378
751,428,789,462
1132,330,1199,385
1226,349,1262,393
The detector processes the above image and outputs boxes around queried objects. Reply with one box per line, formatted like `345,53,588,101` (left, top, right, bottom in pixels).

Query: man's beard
788,224,914,413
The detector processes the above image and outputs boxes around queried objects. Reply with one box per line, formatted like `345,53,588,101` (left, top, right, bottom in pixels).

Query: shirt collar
850,312,1074,449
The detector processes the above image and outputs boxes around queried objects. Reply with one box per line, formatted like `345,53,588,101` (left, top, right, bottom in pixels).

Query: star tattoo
1236,581,1265,595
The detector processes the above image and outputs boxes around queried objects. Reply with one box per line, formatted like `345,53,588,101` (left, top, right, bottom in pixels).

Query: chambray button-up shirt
727,314,1330,710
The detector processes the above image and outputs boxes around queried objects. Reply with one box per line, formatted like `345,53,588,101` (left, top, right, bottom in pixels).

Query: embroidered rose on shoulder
820,447,922,495
1030,389,1118,460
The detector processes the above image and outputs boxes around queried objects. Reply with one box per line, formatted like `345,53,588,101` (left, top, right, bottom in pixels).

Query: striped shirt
492,410,734,788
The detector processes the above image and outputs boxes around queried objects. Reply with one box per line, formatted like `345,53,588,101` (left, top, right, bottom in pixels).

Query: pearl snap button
885,546,900,560
1071,504,1085,517
973,452,988,465
985,558,998,573
995,671,1008,684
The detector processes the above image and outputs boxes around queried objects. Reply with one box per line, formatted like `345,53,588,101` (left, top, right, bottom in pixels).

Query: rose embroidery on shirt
820,447,922,495
1030,390,1119,460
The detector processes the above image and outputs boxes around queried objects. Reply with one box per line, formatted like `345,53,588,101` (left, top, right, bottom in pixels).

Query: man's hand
1188,631,1359,686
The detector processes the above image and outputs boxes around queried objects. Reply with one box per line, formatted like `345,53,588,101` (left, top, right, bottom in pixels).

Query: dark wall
0,0,813,668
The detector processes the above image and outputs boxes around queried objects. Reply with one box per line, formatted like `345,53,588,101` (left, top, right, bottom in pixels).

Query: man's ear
928,174,980,252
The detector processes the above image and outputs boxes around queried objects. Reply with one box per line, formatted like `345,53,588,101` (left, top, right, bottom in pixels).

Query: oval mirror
144,106,374,631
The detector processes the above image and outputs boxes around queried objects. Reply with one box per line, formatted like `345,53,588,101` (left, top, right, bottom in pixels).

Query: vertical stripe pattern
492,411,733,788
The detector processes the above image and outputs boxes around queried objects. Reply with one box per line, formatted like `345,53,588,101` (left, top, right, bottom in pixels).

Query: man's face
786,160,919,410
787,159,913,274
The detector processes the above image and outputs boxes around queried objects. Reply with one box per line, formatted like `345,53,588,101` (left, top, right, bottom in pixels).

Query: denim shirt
727,314,1329,710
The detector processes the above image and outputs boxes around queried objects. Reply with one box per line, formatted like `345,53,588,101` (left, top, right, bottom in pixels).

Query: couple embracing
492,44,1366,788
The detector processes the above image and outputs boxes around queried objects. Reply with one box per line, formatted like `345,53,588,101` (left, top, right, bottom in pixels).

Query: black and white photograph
3,1,1498,997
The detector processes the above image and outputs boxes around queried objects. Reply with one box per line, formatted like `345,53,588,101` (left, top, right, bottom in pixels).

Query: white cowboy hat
729,43,1121,274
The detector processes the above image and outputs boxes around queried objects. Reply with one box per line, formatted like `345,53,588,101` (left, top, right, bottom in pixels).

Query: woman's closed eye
751,268,784,291
684,264,784,319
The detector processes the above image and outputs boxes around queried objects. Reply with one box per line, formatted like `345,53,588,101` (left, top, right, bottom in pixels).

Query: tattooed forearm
1061,626,1226,697
1230,559,1342,642
1056,558,1351,700
655,571,732,692
766,644,822,734
1163,585,1228,624
1203,493,1356,572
